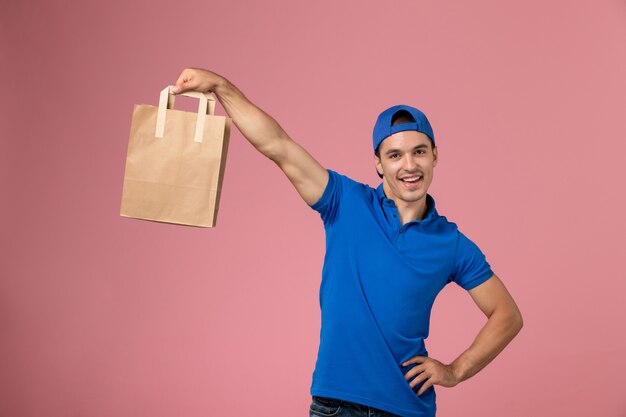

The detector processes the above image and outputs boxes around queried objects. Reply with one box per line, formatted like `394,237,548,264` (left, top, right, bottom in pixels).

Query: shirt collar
375,183,438,222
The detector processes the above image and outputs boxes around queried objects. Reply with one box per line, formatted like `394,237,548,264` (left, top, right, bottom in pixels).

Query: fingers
407,370,429,389
405,365,434,395
417,379,434,396
402,356,427,366
404,363,425,381
171,67,220,95
172,68,195,94
402,356,448,396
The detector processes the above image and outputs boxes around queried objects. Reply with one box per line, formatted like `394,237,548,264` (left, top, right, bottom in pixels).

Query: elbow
510,308,524,335
493,304,523,335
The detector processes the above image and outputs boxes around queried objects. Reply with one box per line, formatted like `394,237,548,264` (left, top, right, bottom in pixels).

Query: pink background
1,1,625,416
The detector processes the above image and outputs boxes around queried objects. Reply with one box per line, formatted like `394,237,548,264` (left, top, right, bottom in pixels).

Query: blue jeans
309,396,401,417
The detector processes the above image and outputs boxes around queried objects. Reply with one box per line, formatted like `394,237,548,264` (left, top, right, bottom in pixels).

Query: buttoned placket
383,199,410,240
382,198,426,245
397,221,420,242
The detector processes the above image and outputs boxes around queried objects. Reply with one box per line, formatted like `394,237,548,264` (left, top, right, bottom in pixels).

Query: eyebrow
385,144,429,155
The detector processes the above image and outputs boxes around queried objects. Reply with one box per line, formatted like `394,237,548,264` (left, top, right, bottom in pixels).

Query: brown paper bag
120,86,231,227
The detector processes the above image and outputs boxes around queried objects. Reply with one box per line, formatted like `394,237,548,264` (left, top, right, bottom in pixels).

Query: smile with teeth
400,175,423,184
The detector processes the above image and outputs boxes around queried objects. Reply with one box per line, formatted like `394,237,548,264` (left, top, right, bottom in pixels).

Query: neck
397,198,428,225
382,184,429,225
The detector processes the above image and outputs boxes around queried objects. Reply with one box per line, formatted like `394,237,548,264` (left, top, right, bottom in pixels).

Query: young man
172,68,523,417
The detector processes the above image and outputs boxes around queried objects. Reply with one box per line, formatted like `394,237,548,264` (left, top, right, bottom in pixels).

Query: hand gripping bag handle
155,85,217,143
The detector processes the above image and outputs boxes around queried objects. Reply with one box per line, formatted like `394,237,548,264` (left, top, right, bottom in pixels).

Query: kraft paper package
120,86,231,227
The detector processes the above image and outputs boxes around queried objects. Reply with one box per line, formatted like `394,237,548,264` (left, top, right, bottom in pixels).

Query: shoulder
428,209,461,236
309,169,374,217
429,209,479,243
328,169,370,189
323,169,376,198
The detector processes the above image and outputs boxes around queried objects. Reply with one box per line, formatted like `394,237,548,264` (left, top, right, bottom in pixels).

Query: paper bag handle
155,86,217,143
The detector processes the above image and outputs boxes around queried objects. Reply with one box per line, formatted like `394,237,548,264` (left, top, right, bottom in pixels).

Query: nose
403,153,417,171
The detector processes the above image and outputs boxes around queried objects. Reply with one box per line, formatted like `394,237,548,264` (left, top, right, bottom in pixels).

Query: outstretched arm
403,274,523,395
172,67,328,206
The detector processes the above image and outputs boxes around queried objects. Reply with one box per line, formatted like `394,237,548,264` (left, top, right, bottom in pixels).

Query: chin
402,192,426,202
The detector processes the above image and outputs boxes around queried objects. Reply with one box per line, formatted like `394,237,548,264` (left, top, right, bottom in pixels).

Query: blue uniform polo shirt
309,169,493,417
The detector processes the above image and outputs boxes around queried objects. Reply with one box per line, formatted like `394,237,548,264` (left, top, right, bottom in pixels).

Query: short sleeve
310,169,365,226
450,231,494,290
308,169,352,225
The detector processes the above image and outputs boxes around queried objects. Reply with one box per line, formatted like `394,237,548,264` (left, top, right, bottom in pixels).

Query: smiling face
374,130,438,209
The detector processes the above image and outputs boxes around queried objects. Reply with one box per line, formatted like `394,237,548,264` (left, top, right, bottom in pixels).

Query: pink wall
2,0,625,416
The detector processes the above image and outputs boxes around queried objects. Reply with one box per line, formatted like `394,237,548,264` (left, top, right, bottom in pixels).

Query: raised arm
172,67,328,206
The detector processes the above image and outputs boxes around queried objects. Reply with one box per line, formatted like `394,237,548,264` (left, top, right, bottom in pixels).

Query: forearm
212,76,288,159
450,309,523,383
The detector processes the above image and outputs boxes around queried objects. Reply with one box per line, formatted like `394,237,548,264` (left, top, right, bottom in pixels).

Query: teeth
402,176,422,182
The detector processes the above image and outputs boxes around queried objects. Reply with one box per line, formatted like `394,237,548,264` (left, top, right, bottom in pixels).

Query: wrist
210,75,230,96
449,361,467,384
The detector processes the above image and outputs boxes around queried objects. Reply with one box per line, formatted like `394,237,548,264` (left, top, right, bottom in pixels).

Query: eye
389,154,399,159
414,150,426,155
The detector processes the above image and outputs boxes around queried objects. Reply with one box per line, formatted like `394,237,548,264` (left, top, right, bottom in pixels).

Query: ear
374,154,383,176
432,146,438,167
